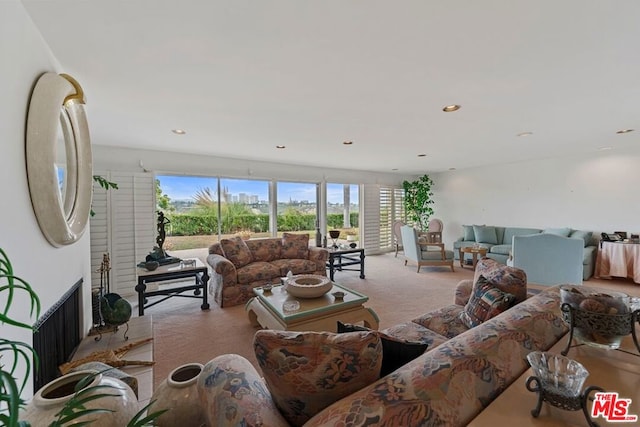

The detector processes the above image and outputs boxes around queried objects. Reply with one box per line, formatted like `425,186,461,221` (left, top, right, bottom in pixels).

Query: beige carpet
143,252,640,389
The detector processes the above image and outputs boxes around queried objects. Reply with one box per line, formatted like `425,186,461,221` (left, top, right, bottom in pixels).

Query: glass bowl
560,285,632,349
527,351,589,398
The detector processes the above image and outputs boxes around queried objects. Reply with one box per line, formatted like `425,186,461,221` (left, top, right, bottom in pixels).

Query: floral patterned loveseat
207,234,328,307
195,258,569,426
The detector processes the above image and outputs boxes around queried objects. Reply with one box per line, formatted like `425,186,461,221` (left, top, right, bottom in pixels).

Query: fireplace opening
32,279,82,391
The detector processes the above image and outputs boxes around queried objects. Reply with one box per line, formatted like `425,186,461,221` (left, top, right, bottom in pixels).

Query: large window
219,178,269,239
156,175,269,249
155,175,408,254
157,176,324,249
276,181,317,236
327,183,359,244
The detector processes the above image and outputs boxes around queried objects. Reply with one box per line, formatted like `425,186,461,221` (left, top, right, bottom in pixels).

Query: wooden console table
469,328,640,426
595,241,640,284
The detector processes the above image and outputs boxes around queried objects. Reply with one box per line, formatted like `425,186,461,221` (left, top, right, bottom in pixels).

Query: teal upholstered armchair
400,225,454,272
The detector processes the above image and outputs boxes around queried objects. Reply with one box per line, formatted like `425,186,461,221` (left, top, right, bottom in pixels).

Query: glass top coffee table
245,282,379,332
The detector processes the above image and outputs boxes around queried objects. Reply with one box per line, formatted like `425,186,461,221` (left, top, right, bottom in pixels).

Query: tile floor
71,315,153,407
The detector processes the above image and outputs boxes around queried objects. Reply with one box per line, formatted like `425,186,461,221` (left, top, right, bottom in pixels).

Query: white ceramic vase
21,370,140,426
151,362,206,427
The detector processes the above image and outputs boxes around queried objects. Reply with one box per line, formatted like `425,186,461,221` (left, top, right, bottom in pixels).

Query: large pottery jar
151,362,206,427
198,354,289,427
21,370,140,426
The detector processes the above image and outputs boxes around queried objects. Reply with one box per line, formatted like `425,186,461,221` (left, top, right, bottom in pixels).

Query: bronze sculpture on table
156,211,171,257
142,211,180,266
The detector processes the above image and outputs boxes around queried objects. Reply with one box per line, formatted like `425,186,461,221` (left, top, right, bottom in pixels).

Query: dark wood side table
326,247,365,281
135,258,210,316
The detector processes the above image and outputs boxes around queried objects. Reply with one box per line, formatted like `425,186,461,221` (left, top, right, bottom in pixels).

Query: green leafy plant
0,248,40,427
91,175,118,217
0,248,165,426
402,174,435,230
50,372,119,426
48,371,167,427
127,400,168,427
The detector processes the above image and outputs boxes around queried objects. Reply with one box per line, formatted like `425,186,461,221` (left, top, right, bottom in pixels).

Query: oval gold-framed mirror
26,73,93,247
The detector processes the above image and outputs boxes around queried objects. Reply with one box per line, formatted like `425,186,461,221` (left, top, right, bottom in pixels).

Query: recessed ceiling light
598,146,613,151
417,154,427,157
343,141,353,145
442,104,461,112
616,129,634,134
276,145,286,149
517,131,533,137
171,129,186,135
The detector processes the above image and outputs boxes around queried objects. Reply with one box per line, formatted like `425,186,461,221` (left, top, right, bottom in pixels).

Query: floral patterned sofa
207,234,328,307
195,258,569,426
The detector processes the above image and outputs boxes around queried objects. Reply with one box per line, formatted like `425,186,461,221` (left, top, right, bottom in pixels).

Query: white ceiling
23,0,640,175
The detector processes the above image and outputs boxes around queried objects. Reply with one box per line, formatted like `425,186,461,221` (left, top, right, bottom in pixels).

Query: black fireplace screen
32,279,82,391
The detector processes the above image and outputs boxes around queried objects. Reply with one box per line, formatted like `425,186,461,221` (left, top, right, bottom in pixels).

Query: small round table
459,246,488,268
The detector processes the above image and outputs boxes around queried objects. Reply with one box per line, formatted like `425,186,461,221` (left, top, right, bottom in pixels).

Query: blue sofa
512,233,584,285
453,225,597,280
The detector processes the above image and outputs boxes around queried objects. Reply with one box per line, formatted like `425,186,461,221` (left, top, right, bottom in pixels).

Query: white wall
433,148,640,247
94,138,640,254
92,145,413,186
1,1,93,398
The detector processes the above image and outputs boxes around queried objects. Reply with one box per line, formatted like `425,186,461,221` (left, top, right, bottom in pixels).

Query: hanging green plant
402,174,435,231
91,175,118,217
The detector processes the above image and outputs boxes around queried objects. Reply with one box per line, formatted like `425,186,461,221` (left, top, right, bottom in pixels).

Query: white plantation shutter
90,171,110,294
361,184,382,254
360,184,404,255
393,188,406,223
379,187,393,251
90,172,155,296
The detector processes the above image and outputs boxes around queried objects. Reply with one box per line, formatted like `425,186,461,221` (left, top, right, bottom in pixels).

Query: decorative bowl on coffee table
284,274,333,298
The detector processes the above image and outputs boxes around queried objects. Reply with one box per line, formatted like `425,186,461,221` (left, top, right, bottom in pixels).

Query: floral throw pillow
220,236,253,268
253,330,382,427
473,258,528,303
281,232,310,259
460,275,516,328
